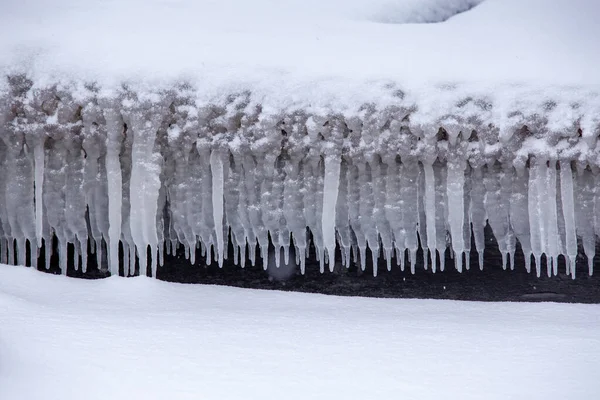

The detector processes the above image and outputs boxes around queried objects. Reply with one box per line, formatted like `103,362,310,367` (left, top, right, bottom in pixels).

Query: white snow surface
1,0,599,111
1,265,600,400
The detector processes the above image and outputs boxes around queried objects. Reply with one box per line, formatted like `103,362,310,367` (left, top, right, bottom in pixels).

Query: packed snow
0,265,599,400
1,0,599,104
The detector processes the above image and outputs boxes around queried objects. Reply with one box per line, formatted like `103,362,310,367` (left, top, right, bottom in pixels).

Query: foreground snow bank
0,265,599,400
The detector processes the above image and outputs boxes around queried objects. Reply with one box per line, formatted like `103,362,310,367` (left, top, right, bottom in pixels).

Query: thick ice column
335,159,352,269
103,108,123,276
545,161,560,276
536,161,550,276
469,167,486,270
575,168,596,276
446,160,466,272
400,159,420,274
528,160,543,277
210,149,224,268
559,161,577,278
422,160,437,272
124,102,166,277
510,166,532,273
322,154,341,272
483,163,512,270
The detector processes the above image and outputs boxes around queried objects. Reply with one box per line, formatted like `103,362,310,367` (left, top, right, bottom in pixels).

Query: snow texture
0,0,599,278
1,265,599,400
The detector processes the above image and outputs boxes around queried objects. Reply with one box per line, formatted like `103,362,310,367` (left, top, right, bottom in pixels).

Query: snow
1,265,599,400
1,0,599,112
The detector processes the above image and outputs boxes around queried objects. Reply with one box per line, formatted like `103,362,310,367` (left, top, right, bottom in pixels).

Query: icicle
575,168,596,277
299,244,306,274
18,237,26,266
319,251,325,274
59,240,67,275
104,110,123,277
0,238,7,264
423,161,437,272
44,238,51,270
139,244,147,277
545,161,559,277
151,247,158,278
189,242,196,265
122,242,129,276
371,243,379,277
129,245,136,277
81,238,88,273
359,244,367,272
210,150,224,268
233,244,239,265
158,241,164,267
446,161,465,272
263,243,269,271
33,140,44,249
275,246,281,268
528,161,543,277
240,243,246,268
509,251,515,272
397,247,405,271
249,241,256,267
284,245,290,265
96,238,103,271
207,243,213,266
74,239,81,271
322,155,340,272
470,168,486,270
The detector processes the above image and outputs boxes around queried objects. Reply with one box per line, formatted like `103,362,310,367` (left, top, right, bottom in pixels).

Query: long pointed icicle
322,154,341,273
560,161,577,279
104,109,123,276
447,161,465,272
33,139,44,249
210,150,225,268
423,161,437,273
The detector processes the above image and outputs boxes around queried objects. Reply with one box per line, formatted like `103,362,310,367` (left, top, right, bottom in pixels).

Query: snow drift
0,0,599,280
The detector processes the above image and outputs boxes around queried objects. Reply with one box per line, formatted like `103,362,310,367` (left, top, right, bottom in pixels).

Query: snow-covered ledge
1,76,599,279
1,0,599,279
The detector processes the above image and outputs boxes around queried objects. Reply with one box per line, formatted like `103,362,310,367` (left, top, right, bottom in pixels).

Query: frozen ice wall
1,76,599,279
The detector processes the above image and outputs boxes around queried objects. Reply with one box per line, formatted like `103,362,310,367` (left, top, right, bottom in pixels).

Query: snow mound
369,0,484,24
1,265,600,400
1,0,599,90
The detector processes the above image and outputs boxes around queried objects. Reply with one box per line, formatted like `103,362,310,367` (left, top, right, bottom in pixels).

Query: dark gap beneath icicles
17,223,600,303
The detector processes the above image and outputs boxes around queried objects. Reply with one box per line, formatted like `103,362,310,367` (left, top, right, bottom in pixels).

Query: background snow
0,0,599,111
